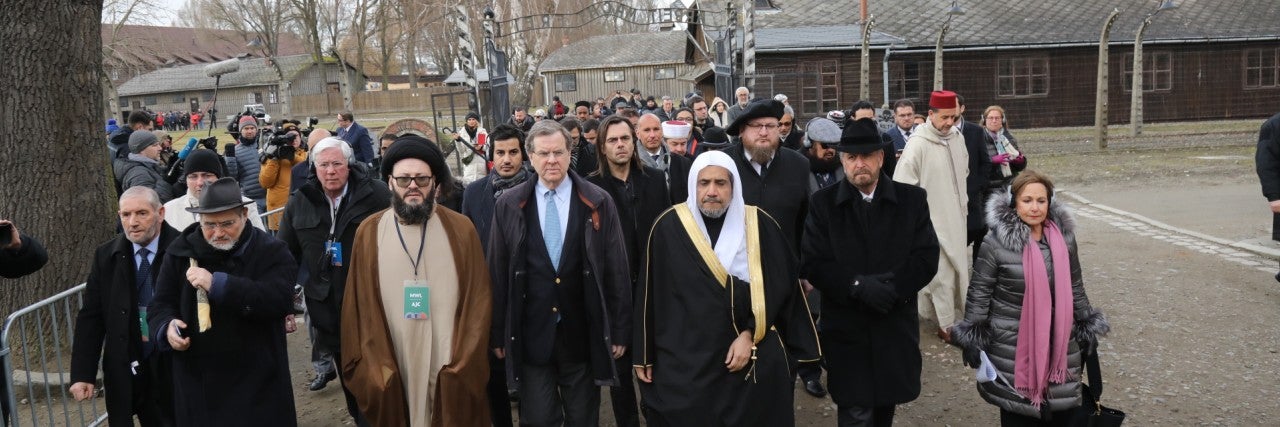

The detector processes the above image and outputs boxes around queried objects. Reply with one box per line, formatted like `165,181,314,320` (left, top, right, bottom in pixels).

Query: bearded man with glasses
147,177,299,425
337,136,494,426
277,137,391,424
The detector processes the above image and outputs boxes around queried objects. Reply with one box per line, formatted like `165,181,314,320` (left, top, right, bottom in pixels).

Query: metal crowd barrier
2,284,108,426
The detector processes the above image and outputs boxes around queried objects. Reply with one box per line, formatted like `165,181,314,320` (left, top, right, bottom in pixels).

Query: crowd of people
58,86,1122,427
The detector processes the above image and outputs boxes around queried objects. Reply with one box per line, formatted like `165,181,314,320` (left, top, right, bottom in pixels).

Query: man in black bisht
586,115,670,427
634,150,819,427
802,118,940,427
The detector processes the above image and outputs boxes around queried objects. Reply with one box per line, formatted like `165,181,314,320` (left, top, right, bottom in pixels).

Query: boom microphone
204,59,241,78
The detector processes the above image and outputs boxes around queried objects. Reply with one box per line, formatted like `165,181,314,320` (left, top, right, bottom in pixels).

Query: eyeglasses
316,161,347,170
391,175,434,187
778,121,793,127
533,150,568,159
201,218,241,231
744,123,780,132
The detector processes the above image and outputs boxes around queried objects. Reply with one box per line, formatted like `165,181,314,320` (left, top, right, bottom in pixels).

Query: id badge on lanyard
404,280,429,319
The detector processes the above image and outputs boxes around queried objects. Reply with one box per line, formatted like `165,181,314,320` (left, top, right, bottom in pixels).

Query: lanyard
393,220,427,277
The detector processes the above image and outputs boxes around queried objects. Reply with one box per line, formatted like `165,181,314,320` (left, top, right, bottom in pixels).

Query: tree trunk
0,0,116,316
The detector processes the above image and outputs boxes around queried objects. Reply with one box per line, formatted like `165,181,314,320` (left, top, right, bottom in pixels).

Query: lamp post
860,15,875,100
1130,0,1178,136
1094,8,1120,149
933,1,965,91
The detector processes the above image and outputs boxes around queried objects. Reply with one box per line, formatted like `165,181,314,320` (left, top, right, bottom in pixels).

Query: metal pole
1131,1,1176,136
933,22,949,91
860,16,875,101
1095,8,1120,149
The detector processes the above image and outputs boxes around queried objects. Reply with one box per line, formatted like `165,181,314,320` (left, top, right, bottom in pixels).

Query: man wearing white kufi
661,120,693,157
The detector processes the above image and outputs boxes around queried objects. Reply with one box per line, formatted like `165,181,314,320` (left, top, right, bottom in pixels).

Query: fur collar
985,188,1076,251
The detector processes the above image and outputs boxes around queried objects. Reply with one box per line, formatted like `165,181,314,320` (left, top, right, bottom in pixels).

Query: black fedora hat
725,99,785,136
836,118,891,154
185,177,253,214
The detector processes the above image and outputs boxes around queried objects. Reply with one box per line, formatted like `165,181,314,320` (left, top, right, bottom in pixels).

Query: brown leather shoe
937,327,952,344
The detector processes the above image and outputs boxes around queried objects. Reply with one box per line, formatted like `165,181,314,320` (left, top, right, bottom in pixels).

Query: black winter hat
380,135,452,188
184,149,224,178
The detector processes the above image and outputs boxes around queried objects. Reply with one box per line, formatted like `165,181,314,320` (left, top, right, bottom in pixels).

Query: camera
259,118,316,163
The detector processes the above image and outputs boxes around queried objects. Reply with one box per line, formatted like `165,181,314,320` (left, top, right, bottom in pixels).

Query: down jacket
952,190,1109,419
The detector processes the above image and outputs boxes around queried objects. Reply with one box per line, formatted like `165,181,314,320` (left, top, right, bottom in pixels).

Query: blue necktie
136,248,154,307
544,190,562,270
137,247,155,357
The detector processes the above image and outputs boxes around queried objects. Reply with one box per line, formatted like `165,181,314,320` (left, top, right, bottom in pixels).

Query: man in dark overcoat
801,118,940,427
70,187,178,426
148,177,298,426
1256,111,1280,281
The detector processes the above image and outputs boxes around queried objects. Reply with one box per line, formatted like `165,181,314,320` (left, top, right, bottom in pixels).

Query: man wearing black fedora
148,177,299,425
801,118,940,427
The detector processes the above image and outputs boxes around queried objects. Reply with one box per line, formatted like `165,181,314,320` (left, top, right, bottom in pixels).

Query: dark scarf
490,168,531,199
465,125,479,140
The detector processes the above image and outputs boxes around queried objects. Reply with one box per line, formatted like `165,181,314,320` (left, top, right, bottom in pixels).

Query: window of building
1245,48,1280,89
797,60,841,117
555,73,577,92
890,61,922,102
172,95,185,103
202,91,214,102
996,57,1049,98
268,88,278,104
249,92,263,104
144,96,157,105
654,67,676,80
603,70,625,82
1123,52,1173,92
118,98,127,108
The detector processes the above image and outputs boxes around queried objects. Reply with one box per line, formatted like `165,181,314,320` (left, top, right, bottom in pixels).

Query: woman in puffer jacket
952,170,1110,425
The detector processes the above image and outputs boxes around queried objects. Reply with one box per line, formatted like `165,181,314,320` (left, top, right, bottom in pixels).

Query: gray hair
735,86,749,95
782,105,795,118
526,120,573,154
120,186,161,210
311,137,354,163
661,95,672,101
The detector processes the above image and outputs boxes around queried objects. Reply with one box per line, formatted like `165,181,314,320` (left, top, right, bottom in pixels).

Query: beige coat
892,119,970,327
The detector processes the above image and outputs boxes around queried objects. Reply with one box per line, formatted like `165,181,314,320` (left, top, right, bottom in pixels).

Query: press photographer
259,120,310,230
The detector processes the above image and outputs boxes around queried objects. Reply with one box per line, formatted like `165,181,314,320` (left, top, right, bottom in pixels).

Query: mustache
701,196,723,203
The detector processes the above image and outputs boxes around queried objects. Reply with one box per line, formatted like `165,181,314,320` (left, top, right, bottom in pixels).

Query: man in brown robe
340,136,493,427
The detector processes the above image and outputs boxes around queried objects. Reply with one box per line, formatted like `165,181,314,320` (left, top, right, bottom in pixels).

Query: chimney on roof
860,0,869,24
562,35,570,48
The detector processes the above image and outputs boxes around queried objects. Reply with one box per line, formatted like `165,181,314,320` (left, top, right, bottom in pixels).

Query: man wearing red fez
892,90,970,343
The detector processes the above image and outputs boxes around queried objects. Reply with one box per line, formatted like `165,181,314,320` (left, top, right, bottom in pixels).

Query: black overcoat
801,176,940,406
70,225,178,426
148,224,298,427
1256,112,1280,240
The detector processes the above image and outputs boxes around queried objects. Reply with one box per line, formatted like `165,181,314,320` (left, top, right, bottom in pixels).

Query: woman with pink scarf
953,170,1110,425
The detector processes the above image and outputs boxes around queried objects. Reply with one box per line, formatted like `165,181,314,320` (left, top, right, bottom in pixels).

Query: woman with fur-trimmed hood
952,170,1110,424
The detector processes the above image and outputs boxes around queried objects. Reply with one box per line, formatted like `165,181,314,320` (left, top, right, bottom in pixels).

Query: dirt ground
278,121,1275,426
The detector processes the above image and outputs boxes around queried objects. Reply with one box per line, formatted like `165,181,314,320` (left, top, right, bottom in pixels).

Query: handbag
1069,350,1125,426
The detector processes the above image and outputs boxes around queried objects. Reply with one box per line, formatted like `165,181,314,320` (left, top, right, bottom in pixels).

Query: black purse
1069,350,1125,426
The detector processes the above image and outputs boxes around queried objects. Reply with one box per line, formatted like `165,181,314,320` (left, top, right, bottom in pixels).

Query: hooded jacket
952,190,1110,418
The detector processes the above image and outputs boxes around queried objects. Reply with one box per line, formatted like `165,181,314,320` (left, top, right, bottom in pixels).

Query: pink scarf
1014,220,1074,408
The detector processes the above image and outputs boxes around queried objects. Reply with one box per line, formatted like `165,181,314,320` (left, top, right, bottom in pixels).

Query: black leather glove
962,344,982,368
851,275,897,314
